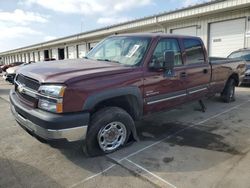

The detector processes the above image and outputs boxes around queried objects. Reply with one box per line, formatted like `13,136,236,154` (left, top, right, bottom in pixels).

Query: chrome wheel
229,84,235,100
97,122,127,152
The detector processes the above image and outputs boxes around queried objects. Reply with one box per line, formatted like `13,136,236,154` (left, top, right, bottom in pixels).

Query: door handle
180,72,187,78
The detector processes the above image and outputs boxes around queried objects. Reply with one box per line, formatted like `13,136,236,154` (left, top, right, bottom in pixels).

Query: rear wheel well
91,95,141,120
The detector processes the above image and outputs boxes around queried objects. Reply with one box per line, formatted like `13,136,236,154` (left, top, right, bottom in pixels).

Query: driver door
143,38,187,114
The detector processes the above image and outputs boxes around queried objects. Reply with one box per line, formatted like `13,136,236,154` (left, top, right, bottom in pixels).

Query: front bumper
10,89,90,142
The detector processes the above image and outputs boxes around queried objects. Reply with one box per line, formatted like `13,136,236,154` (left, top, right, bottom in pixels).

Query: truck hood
17,58,133,84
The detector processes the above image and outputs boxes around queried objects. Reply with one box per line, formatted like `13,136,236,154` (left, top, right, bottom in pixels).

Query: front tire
83,107,133,156
221,78,236,103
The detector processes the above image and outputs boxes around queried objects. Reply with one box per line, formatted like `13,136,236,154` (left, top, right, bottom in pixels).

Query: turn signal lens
56,103,63,113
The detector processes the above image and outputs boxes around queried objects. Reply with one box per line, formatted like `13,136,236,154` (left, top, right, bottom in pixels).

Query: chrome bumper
11,105,88,142
2,74,7,80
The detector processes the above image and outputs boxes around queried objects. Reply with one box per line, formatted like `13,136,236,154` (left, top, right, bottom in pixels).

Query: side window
150,38,182,68
183,39,205,64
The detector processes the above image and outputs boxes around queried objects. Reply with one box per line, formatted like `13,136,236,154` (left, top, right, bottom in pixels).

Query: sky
0,0,209,52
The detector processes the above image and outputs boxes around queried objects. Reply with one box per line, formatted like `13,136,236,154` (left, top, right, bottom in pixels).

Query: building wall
165,8,250,49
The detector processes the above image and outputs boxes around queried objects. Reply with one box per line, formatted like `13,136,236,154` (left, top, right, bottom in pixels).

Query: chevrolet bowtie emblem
17,84,25,94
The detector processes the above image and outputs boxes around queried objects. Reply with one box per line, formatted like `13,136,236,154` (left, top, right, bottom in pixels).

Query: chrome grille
15,74,40,105
17,91,38,104
16,74,40,91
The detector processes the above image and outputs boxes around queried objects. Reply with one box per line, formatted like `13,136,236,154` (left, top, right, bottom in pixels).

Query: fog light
38,99,58,113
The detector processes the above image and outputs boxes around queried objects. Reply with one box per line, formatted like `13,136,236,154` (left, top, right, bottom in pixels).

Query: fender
83,86,143,112
82,86,143,141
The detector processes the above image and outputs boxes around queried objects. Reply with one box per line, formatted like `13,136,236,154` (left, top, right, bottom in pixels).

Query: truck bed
209,57,246,93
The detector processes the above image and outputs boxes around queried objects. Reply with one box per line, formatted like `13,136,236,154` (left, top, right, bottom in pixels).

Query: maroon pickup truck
10,33,246,156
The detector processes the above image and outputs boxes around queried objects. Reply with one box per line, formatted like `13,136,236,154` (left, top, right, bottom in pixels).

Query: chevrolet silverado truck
10,33,246,156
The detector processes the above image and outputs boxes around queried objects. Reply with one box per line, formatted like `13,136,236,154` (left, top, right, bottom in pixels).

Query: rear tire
221,78,236,103
83,107,133,157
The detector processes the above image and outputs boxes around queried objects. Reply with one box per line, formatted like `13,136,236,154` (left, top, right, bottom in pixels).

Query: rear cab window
183,38,205,65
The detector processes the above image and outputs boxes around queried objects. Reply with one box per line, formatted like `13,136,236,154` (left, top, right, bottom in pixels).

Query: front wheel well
91,95,142,120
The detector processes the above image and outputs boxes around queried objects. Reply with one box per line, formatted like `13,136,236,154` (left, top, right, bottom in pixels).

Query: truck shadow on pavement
137,121,241,155
0,158,62,188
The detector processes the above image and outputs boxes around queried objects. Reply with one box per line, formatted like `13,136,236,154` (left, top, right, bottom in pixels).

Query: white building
1,0,250,64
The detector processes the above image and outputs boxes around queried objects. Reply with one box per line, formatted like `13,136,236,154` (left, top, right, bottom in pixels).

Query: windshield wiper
97,58,120,64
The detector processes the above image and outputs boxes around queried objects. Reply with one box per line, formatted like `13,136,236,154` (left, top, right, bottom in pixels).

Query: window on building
183,39,205,64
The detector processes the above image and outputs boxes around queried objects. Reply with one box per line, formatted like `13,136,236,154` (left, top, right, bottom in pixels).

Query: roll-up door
68,46,77,59
51,49,58,59
209,18,246,57
78,44,87,58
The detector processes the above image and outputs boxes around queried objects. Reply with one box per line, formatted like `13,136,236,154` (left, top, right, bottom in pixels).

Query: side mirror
164,51,175,71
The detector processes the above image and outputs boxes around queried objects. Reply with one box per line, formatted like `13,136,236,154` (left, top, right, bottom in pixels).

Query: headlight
37,85,65,113
38,85,65,98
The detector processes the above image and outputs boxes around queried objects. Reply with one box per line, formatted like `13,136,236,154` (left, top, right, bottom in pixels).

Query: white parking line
0,96,9,103
69,99,250,188
126,159,177,188
69,164,116,188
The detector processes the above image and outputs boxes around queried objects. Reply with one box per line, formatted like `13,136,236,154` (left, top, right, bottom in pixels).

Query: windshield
228,51,250,61
86,36,151,66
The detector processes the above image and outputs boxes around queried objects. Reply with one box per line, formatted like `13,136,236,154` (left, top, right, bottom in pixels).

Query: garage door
209,18,246,57
52,49,58,59
17,54,21,62
30,52,34,62
34,52,39,62
172,26,197,36
25,53,29,63
68,46,77,59
78,44,87,58
40,52,44,61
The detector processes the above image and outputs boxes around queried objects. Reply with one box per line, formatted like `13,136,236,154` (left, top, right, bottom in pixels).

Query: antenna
81,21,83,33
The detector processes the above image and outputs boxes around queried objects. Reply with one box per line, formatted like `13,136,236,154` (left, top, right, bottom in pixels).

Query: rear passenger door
182,38,211,100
